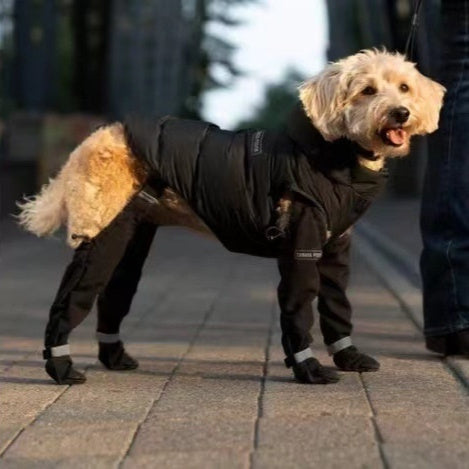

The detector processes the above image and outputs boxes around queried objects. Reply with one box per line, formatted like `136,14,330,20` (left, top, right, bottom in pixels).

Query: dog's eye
362,86,376,96
400,83,409,93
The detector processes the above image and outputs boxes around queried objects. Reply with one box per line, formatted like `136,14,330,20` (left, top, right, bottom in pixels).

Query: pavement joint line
0,383,70,458
356,221,421,288
248,292,277,469
358,373,389,469
0,350,37,375
355,231,469,395
354,233,423,329
443,358,469,395
118,261,237,467
0,266,179,459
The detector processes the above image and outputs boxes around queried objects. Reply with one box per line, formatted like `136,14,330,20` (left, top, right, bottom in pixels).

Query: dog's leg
43,197,147,384
277,205,340,384
96,221,158,370
317,230,380,372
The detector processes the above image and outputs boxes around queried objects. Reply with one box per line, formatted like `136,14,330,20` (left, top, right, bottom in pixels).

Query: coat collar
285,103,356,179
285,102,379,161
284,102,386,190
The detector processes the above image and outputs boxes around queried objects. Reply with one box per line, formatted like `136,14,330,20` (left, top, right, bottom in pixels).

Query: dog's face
299,49,446,158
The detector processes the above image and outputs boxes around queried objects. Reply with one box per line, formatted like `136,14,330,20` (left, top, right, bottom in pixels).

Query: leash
404,0,424,59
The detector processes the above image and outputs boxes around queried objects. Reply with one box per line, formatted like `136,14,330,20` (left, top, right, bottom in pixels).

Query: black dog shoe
291,357,340,384
333,346,380,372
98,341,139,370
45,356,86,385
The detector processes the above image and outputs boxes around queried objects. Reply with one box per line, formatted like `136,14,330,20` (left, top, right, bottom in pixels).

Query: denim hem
424,318,469,337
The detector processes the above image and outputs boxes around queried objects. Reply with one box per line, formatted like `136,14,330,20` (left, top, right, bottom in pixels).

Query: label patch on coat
295,249,323,261
250,131,265,155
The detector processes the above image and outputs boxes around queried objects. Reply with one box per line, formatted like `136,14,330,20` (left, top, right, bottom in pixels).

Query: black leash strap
404,0,424,59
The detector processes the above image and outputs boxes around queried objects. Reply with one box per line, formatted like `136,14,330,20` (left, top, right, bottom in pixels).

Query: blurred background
0,0,441,219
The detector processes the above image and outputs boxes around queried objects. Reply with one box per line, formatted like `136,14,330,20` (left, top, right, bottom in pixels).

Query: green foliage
236,69,305,130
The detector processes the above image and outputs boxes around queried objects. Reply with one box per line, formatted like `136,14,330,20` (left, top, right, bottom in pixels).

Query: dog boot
98,341,139,370
45,356,86,385
333,346,380,372
286,356,340,384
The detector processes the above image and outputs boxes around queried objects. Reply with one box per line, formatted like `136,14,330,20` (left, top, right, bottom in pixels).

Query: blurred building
326,0,441,196
1,0,203,217
108,0,200,117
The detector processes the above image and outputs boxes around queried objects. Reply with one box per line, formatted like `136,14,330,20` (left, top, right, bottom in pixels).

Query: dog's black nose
390,106,410,123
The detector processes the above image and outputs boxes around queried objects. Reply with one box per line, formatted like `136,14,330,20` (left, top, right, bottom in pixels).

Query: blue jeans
421,0,469,336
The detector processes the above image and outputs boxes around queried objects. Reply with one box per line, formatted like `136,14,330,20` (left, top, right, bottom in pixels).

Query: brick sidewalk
1,222,468,468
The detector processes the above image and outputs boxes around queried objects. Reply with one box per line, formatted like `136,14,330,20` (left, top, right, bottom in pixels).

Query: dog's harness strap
327,336,352,355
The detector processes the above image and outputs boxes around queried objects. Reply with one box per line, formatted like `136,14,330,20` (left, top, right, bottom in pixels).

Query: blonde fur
18,124,146,248
17,174,67,238
17,49,445,246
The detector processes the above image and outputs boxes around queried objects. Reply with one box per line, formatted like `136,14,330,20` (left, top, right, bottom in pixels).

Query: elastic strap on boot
284,347,314,368
42,344,70,359
96,332,121,344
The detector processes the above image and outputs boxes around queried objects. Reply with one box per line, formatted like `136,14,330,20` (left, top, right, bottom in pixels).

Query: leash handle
404,0,424,59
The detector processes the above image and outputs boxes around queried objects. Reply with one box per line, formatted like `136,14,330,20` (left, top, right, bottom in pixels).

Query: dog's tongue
386,128,406,145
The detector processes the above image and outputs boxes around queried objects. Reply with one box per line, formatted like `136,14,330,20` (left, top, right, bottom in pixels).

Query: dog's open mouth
379,127,407,147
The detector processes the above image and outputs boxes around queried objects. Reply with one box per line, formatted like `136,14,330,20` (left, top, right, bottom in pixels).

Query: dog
18,49,445,385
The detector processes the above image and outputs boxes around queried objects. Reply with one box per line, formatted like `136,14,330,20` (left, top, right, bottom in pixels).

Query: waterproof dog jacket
124,104,386,258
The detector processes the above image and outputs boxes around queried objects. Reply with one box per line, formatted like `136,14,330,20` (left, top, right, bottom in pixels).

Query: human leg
420,0,469,354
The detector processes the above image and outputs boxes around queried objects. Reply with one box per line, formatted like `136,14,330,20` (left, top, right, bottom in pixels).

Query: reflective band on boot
327,336,352,355
47,344,70,358
294,348,314,363
96,332,121,344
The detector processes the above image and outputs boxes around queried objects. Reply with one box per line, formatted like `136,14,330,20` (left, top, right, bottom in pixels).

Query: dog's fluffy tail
16,174,66,238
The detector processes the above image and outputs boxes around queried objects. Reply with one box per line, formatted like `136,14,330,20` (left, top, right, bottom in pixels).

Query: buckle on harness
138,190,159,205
265,226,285,241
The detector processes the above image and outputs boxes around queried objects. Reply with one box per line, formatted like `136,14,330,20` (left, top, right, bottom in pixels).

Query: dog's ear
299,62,348,141
415,74,446,135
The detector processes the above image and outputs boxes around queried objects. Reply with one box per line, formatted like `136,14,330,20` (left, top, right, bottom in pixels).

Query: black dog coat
124,104,386,257
124,104,387,358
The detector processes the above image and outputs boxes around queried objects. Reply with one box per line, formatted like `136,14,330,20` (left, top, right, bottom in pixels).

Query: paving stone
122,451,249,469
128,417,255,454
0,456,119,469
0,362,67,428
361,356,469,414
5,423,137,459
34,371,169,425
151,372,261,419
0,427,22,456
264,360,371,418
383,443,469,469
252,447,383,469
254,416,381,467
378,413,469,469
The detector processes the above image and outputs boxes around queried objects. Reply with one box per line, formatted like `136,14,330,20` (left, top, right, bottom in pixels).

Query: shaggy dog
18,50,445,385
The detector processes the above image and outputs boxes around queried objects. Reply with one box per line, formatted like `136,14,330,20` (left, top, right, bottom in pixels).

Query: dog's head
299,49,446,158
